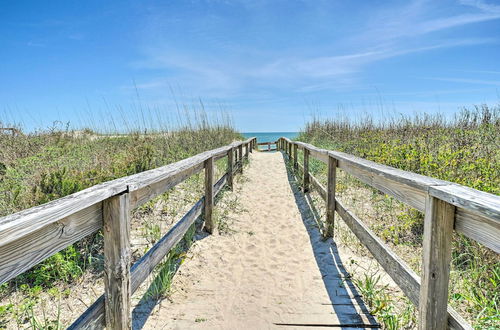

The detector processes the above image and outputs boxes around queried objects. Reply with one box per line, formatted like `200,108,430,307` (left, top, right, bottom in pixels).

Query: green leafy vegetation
297,105,499,328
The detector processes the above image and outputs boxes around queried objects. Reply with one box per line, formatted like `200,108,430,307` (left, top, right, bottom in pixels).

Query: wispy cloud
424,77,500,86
128,0,500,99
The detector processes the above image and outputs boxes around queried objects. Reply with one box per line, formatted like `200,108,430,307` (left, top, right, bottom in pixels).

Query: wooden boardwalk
138,152,379,329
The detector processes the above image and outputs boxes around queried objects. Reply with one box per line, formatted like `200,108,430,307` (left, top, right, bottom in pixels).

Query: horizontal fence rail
257,141,278,152
278,137,499,330
0,137,257,329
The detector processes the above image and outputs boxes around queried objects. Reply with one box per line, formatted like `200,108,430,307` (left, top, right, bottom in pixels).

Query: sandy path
139,151,377,329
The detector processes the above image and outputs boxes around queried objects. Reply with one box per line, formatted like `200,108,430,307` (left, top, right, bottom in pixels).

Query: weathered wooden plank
238,144,243,174
227,148,234,190
430,185,500,252
130,163,204,208
204,157,215,233
429,184,500,221
455,209,500,253
293,144,298,170
325,156,337,237
303,148,310,193
282,138,448,212
103,193,131,329
310,171,327,201
70,174,229,330
293,140,329,163
0,202,103,285
419,197,455,330
0,183,127,248
338,158,428,211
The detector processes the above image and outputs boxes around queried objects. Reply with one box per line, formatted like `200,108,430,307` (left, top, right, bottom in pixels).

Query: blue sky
1,0,500,132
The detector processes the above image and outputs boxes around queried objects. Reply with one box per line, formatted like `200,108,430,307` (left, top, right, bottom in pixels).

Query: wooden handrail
0,137,257,329
279,136,499,330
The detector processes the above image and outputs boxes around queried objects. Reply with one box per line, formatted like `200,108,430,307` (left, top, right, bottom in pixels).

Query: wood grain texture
293,144,298,170
0,202,103,284
455,209,499,253
227,148,234,190
238,144,243,174
429,184,500,221
325,156,337,238
303,148,310,193
103,193,131,330
419,196,455,330
204,157,215,233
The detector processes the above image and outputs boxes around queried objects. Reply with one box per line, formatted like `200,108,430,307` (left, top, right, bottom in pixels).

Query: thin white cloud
130,0,500,98
424,77,500,86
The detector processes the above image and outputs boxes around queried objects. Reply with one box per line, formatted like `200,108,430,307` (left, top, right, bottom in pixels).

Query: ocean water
241,132,299,150
241,132,299,143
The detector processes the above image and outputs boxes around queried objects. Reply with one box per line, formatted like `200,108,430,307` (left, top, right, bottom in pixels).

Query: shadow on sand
279,152,380,328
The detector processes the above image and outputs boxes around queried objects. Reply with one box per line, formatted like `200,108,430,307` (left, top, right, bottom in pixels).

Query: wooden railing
278,137,499,330
257,141,278,151
0,137,257,329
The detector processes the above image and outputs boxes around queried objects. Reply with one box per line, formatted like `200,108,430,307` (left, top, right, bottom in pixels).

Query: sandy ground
138,151,378,330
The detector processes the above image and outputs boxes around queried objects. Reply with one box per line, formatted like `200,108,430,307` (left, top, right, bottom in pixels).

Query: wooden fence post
325,155,337,237
288,142,292,159
238,144,243,173
293,144,298,170
227,148,234,191
245,143,249,158
103,192,131,330
419,196,455,330
204,157,215,233
303,148,310,192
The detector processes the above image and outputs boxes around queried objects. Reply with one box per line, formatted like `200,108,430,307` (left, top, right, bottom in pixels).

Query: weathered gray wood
431,184,500,252
419,196,455,330
312,176,326,200
70,174,229,330
293,144,298,170
455,209,499,253
429,184,500,221
238,144,243,174
0,203,103,285
294,140,329,163
130,163,204,208
103,193,131,330
204,157,215,233
227,148,234,190
0,183,128,248
335,199,470,329
303,148,310,193
325,156,337,237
